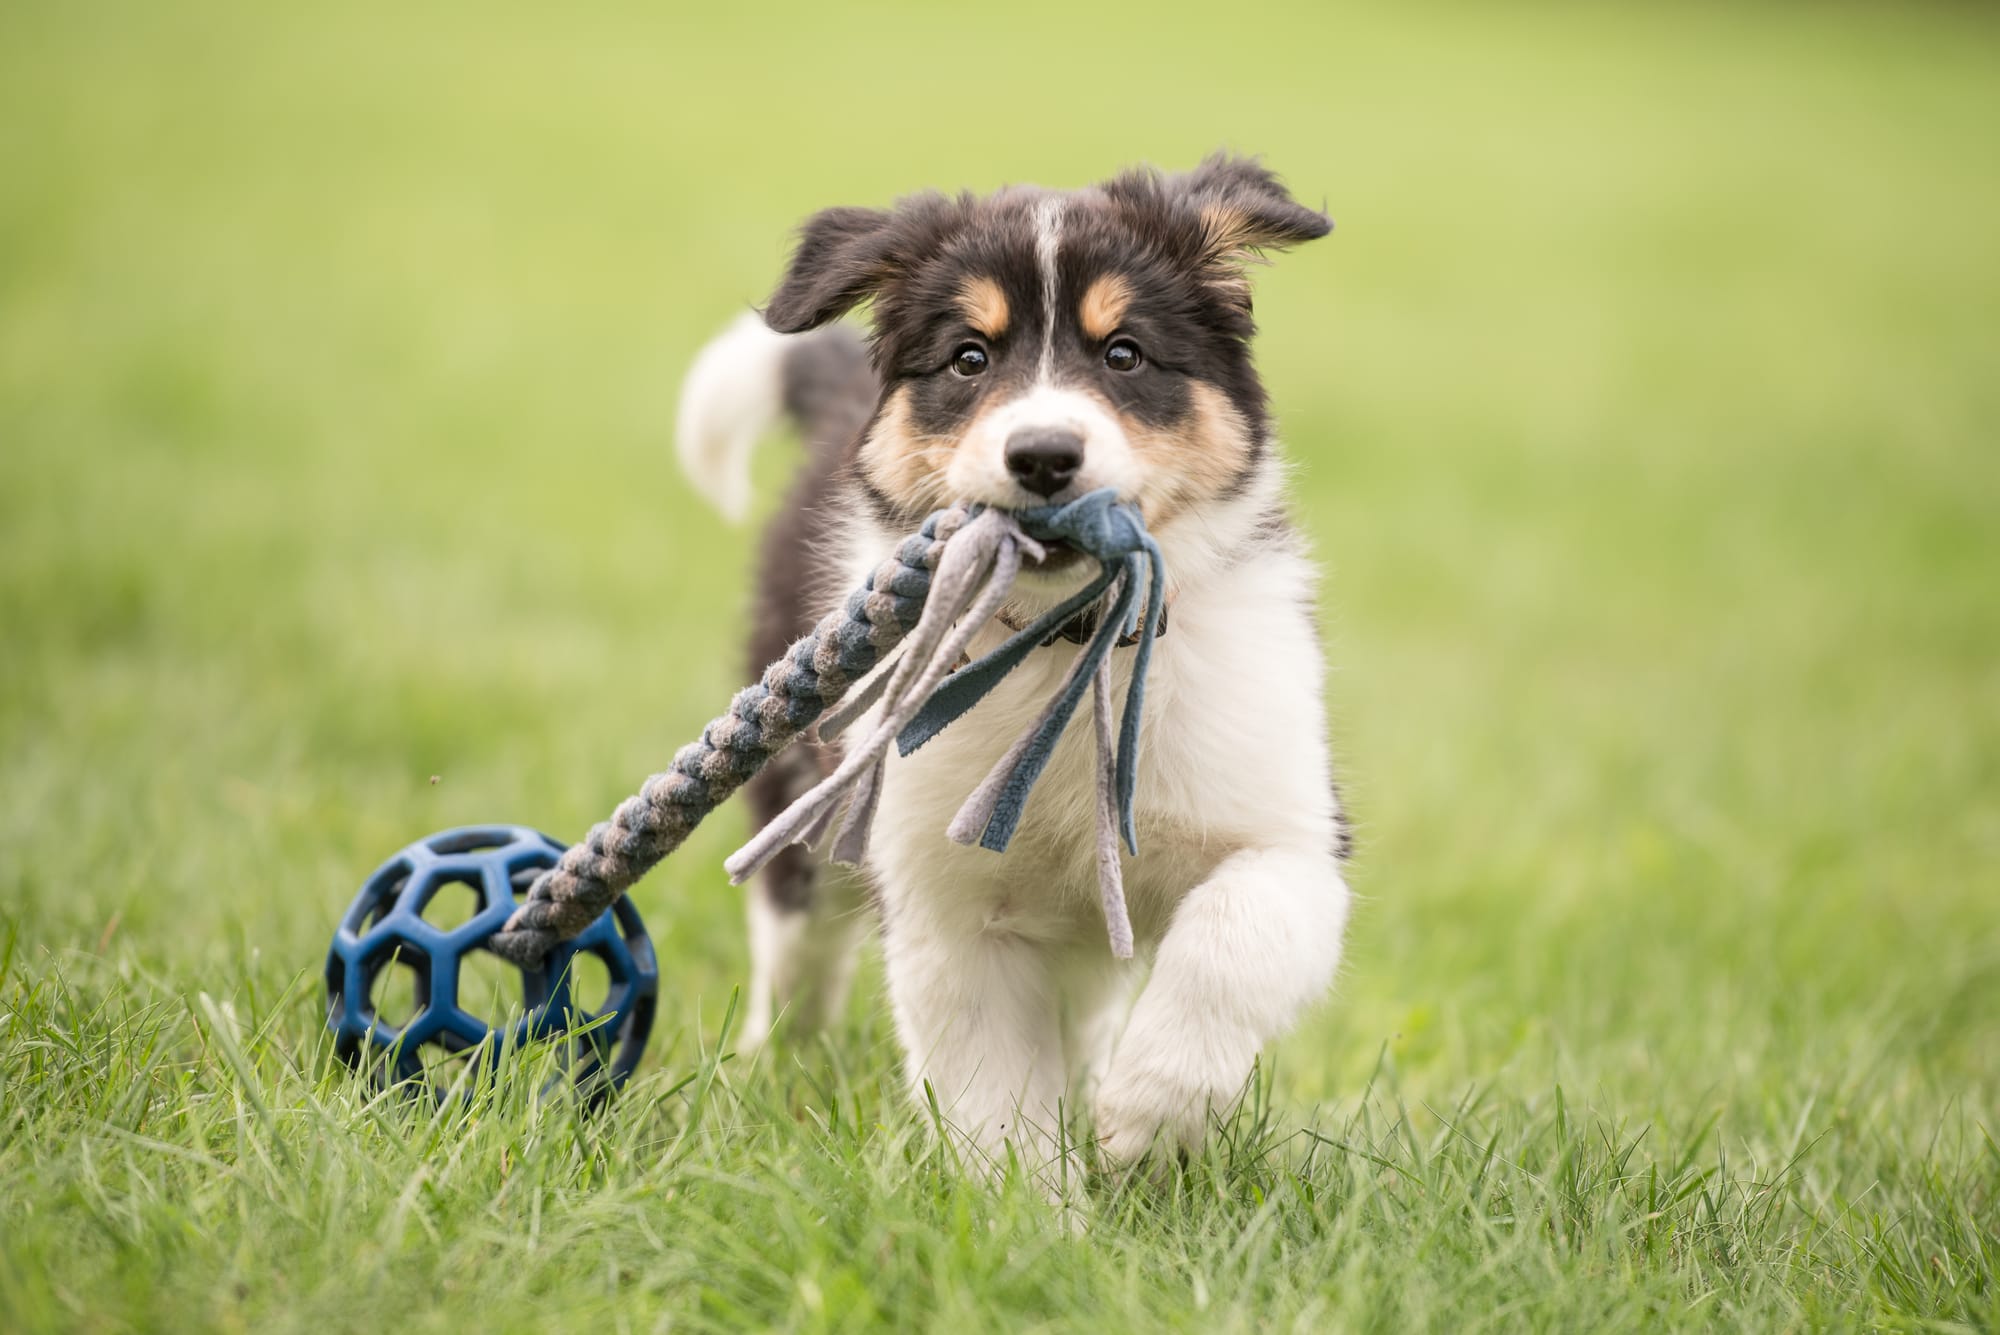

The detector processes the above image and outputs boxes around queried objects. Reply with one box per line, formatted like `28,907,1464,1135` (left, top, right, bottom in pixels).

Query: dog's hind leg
743,865,869,1052
740,748,871,1051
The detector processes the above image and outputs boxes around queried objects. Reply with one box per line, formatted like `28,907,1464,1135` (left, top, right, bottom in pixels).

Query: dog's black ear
763,206,899,334
763,194,971,334
1178,153,1332,263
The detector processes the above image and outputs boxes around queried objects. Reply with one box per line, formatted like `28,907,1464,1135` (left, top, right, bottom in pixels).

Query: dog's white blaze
1033,195,1064,385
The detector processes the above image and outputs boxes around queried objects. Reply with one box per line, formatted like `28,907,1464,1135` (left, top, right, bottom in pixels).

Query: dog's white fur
674,312,791,523
680,321,1349,1179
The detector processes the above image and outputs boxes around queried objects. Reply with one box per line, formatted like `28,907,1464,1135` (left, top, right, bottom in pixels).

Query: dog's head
763,155,1329,548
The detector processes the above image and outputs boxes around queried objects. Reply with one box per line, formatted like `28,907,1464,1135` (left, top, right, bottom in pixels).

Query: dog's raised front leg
1094,845,1349,1164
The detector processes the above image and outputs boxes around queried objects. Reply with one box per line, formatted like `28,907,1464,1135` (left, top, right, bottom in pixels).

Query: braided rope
486,507,968,966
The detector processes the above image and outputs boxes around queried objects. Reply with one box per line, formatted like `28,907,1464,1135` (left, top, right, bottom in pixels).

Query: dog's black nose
1003,427,1084,499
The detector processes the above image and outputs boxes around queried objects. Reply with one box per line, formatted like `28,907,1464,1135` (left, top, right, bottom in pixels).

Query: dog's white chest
863,548,1333,943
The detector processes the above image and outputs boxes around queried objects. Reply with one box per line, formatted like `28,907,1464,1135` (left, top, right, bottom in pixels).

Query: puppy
676,154,1351,1175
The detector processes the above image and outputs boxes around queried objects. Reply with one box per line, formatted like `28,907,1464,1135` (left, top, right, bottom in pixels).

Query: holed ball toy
325,825,658,1100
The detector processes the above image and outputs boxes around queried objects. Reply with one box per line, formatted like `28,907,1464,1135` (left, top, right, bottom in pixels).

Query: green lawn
3,1,1997,1330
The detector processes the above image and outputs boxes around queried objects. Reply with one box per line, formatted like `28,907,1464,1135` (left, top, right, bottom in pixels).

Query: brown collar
997,595,1170,649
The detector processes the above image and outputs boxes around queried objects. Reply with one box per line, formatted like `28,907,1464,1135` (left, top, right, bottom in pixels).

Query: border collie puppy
677,154,1350,1174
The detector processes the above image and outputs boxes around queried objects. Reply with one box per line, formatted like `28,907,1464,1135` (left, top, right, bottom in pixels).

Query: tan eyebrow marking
1078,274,1134,341
956,277,1010,338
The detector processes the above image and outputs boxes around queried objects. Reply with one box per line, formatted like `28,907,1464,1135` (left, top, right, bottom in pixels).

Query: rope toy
489,488,1163,967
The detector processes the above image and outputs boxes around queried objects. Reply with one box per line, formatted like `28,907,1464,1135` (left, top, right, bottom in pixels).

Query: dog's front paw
1093,1023,1255,1167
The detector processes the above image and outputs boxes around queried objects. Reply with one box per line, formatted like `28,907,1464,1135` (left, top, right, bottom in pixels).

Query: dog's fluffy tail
675,312,876,522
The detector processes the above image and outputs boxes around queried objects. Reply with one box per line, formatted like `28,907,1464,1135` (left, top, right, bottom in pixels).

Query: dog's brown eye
951,344,989,377
1104,339,1143,372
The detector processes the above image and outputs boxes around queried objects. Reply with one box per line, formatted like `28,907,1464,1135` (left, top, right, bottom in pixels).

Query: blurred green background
2,1,1996,1329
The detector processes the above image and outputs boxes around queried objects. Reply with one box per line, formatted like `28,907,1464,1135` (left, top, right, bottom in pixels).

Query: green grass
3,0,1998,1329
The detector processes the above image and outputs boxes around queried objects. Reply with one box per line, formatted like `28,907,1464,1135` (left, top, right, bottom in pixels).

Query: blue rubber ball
325,825,659,1100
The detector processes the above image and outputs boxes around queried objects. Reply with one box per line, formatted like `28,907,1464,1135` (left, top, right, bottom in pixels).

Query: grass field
3,1,1998,1330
